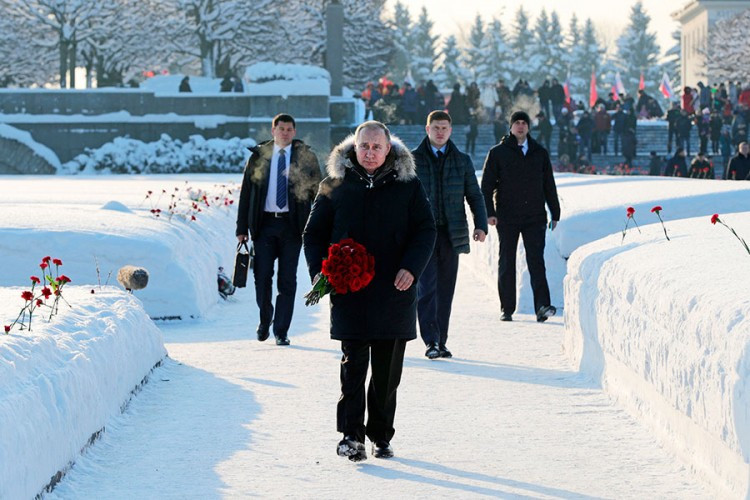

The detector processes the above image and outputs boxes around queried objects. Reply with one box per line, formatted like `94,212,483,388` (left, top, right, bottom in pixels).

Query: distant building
672,0,750,88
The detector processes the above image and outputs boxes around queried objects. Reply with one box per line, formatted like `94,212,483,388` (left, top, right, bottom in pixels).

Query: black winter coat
480,134,560,225
236,139,322,240
412,137,487,253
726,153,750,180
303,136,436,341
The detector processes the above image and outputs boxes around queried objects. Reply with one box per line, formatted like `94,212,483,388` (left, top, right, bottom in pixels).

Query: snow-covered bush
61,135,255,174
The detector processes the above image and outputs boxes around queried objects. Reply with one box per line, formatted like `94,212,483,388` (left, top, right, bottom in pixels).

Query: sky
387,0,688,58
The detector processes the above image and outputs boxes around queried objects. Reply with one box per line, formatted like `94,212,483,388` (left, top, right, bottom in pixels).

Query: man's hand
473,229,486,242
394,269,415,291
548,220,558,231
237,234,248,242
488,216,498,226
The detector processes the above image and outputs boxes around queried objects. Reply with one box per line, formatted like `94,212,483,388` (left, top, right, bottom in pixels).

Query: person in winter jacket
236,114,322,345
412,110,487,360
303,121,436,463
726,142,750,180
480,110,560,323
664,148,688,177
688,151,713,178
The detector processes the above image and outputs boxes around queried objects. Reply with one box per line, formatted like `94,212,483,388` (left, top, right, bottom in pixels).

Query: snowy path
48,261,713,499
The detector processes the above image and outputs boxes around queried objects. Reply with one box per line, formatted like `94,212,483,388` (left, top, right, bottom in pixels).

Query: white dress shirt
519,138,529,156
264,143,292,213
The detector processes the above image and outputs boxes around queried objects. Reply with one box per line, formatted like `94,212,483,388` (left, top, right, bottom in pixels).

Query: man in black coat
412,110,487,360
303,121,436,462
726,142,750,180
481,110,561,323
236,114,322,345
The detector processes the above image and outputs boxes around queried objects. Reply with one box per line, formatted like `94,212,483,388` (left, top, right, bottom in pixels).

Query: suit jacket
236,139,322,240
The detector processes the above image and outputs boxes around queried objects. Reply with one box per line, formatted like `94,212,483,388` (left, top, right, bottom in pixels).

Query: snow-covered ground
0,176,241,319
1,173,748,498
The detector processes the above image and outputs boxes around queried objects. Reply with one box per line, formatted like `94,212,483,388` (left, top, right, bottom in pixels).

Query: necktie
276,149,287,209
518,144,524,155
436,150,444,160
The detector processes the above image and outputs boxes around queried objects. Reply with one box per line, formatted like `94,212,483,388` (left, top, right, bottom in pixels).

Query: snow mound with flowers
0,176,240,319
0,287,166,499
562,212,750,497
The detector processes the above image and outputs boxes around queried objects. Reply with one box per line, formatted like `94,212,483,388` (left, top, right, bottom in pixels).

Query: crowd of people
359,75,750,180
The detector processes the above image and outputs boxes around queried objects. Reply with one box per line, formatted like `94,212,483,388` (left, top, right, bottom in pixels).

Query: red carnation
621,206,641,243
36,299,43,307
651,206,662,213
626,207,635,218
52,258,62,266
651,205,670,241
30,276,41,284
40,262,48,269
4,325,9,333
58,275,71,283
42,256,51,263
711,213,720,225
191,215,196,221
41,287,52,299
21,291,33,301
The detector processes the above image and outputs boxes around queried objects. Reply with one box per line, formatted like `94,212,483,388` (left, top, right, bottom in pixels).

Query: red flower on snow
711,213,720,225
21,291,34,301
36,299,43,307
651,206,662,213
4,325,10,333
30,276,41,284
621,206,641,243
42,256,51,263
626,206,635,218
650,206,670,241
711,213,750,255
40,262,48,270
52,258,63,266
58,275,71,284
41,287,52,299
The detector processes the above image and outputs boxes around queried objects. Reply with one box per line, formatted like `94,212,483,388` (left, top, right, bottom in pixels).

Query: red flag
563,73,571,104
638,72,645,91
589,70,598,109
611,85,619,101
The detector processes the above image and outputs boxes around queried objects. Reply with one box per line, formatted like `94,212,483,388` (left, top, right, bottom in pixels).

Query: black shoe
425,343,440,359
438,345,452,358
275,336,290,346
256,323,270,341
372,441,394,459
501,313,513,322
536,305,557,323
337,436,366,462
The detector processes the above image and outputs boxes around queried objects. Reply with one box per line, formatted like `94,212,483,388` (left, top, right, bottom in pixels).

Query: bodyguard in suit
236,114,322,345
412,110,487,360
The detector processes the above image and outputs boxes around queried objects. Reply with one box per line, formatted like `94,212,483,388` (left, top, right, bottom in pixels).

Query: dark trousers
496,222,551,315
417,228,459,347
252,214,301,337
613,132,622,155
337,339,407,444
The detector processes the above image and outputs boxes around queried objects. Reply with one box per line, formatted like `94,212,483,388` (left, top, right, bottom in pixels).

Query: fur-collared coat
303,135,436,340
235,139,321,240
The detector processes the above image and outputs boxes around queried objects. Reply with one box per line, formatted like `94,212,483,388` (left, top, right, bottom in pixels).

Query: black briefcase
233,241,253,288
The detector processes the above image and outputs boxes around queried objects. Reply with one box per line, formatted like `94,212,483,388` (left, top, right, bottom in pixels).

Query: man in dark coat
236,114,322,345
664,148,688,177
303,121,436,462
481,110,560,323
549,78,565,123
725,142,750,180
688,151,713,178
412,110,487,360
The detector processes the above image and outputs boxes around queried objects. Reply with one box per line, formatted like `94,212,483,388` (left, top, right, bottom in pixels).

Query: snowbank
0,123,61,170
244,62,330,97
140,74,226,95
468,173,750,314
563,213,750,497
0,287,166,499
0,176,240,319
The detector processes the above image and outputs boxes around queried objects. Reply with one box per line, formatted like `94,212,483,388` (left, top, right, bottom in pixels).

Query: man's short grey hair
354,120,391,144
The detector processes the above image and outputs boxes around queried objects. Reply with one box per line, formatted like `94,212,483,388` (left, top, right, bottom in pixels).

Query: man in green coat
412,110,488,359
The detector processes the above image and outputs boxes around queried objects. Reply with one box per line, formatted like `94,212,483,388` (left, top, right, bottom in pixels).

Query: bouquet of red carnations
305,238,375,306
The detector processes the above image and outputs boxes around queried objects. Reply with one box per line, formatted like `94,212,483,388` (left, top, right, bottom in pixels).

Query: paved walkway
48,262,713,499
